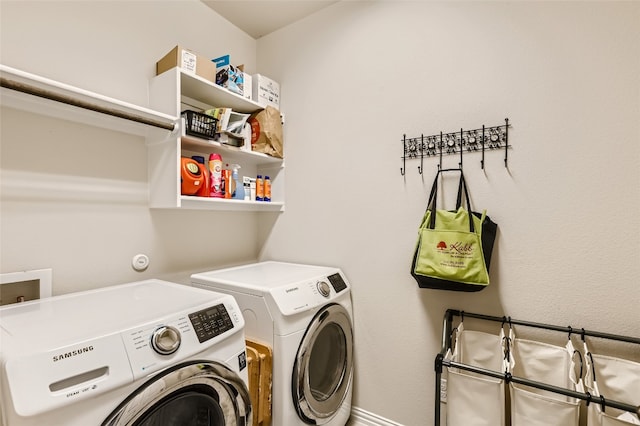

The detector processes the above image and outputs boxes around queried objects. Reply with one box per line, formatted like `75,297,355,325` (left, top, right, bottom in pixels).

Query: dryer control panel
269,271,351,316
327,272,348,293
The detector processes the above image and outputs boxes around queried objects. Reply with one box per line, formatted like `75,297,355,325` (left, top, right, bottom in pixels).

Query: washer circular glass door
292,303,354,424
102,360,251,426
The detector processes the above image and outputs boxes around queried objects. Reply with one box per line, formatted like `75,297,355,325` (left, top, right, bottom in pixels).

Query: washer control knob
151,325,181,355
317,281,331,298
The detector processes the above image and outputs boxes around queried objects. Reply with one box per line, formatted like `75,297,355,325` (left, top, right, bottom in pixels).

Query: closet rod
0,77,176,132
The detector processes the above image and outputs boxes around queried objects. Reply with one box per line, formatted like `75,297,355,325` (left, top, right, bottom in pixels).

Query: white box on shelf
243,73,252,100
252,74,280,109
241,123,252,151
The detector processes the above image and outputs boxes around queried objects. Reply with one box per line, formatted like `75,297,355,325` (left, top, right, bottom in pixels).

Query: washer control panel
122,300,241,380
188,303,235,343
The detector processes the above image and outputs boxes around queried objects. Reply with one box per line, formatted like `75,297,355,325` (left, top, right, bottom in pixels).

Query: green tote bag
411,170,496,292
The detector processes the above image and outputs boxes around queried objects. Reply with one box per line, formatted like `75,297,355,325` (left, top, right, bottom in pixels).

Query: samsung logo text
53,346,94,362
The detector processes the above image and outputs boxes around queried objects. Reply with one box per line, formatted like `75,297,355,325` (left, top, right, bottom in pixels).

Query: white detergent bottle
209,153,223,197
231,164,244,200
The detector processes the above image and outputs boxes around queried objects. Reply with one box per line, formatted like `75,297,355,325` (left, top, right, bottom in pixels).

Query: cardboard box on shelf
212,55,245,96
156,45,216,83
252,74,280,109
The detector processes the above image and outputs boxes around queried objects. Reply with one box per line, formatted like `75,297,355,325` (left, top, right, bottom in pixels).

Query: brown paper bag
248,106,283,158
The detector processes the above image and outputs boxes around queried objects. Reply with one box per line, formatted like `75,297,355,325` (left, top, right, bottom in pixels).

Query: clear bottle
264,175,271,202
256,175,264,201
231,164,244,200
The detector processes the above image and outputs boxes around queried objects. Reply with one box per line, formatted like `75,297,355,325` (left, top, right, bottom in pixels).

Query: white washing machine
191,261,354,426
0,279,252,426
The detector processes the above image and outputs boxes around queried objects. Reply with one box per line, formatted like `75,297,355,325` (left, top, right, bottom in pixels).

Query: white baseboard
348,407,404,426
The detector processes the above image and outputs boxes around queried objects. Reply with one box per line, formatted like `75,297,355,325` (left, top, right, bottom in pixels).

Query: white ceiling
202,1,337,39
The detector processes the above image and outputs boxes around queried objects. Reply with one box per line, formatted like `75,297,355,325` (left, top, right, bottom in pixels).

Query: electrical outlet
440,377,447,403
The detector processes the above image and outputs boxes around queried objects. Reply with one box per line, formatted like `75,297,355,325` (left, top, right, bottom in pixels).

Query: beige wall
255,1,640,424
0,0,261,294
1,1,639,425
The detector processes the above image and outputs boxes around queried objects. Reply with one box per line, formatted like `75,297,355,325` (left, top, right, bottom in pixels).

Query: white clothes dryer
191,261,354,426
0,279,251,426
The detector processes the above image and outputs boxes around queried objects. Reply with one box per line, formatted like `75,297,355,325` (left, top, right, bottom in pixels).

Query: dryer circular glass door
102,360,251,426
292,303,354,424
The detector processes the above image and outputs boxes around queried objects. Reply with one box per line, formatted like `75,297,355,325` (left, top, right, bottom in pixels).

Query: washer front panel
2,289,244,418
5,333,133,417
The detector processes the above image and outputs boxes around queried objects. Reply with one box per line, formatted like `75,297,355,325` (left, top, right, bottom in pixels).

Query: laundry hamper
509,337,582,426
445,322,509,426
584,342,640,426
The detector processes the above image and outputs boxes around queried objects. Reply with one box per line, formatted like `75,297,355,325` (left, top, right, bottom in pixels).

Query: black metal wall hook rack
400,118,511,175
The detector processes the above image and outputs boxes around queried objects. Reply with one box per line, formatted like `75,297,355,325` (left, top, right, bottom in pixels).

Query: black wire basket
181,110,218,139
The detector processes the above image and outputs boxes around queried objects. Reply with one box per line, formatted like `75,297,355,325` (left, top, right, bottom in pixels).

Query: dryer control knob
317,281,331,298
151,325,181,355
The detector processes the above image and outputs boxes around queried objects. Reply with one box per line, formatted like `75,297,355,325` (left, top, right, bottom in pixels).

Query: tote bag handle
425,169,475,233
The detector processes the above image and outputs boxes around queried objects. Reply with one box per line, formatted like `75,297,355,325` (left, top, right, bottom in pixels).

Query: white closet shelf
0,64,176,137
177,196,284,212
181,133,283,167
179,71,263,113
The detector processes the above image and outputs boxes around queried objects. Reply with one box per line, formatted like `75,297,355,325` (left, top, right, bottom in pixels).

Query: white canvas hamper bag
584,341,640,426
445,322,509,426
509,338,582,426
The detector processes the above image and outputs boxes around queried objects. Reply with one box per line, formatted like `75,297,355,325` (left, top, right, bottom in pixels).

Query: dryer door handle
318,310,330,323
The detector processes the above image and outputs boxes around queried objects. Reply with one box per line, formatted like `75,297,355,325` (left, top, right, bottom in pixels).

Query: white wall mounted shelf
179,71,264,113
148,67,284,212
0,64,284,212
